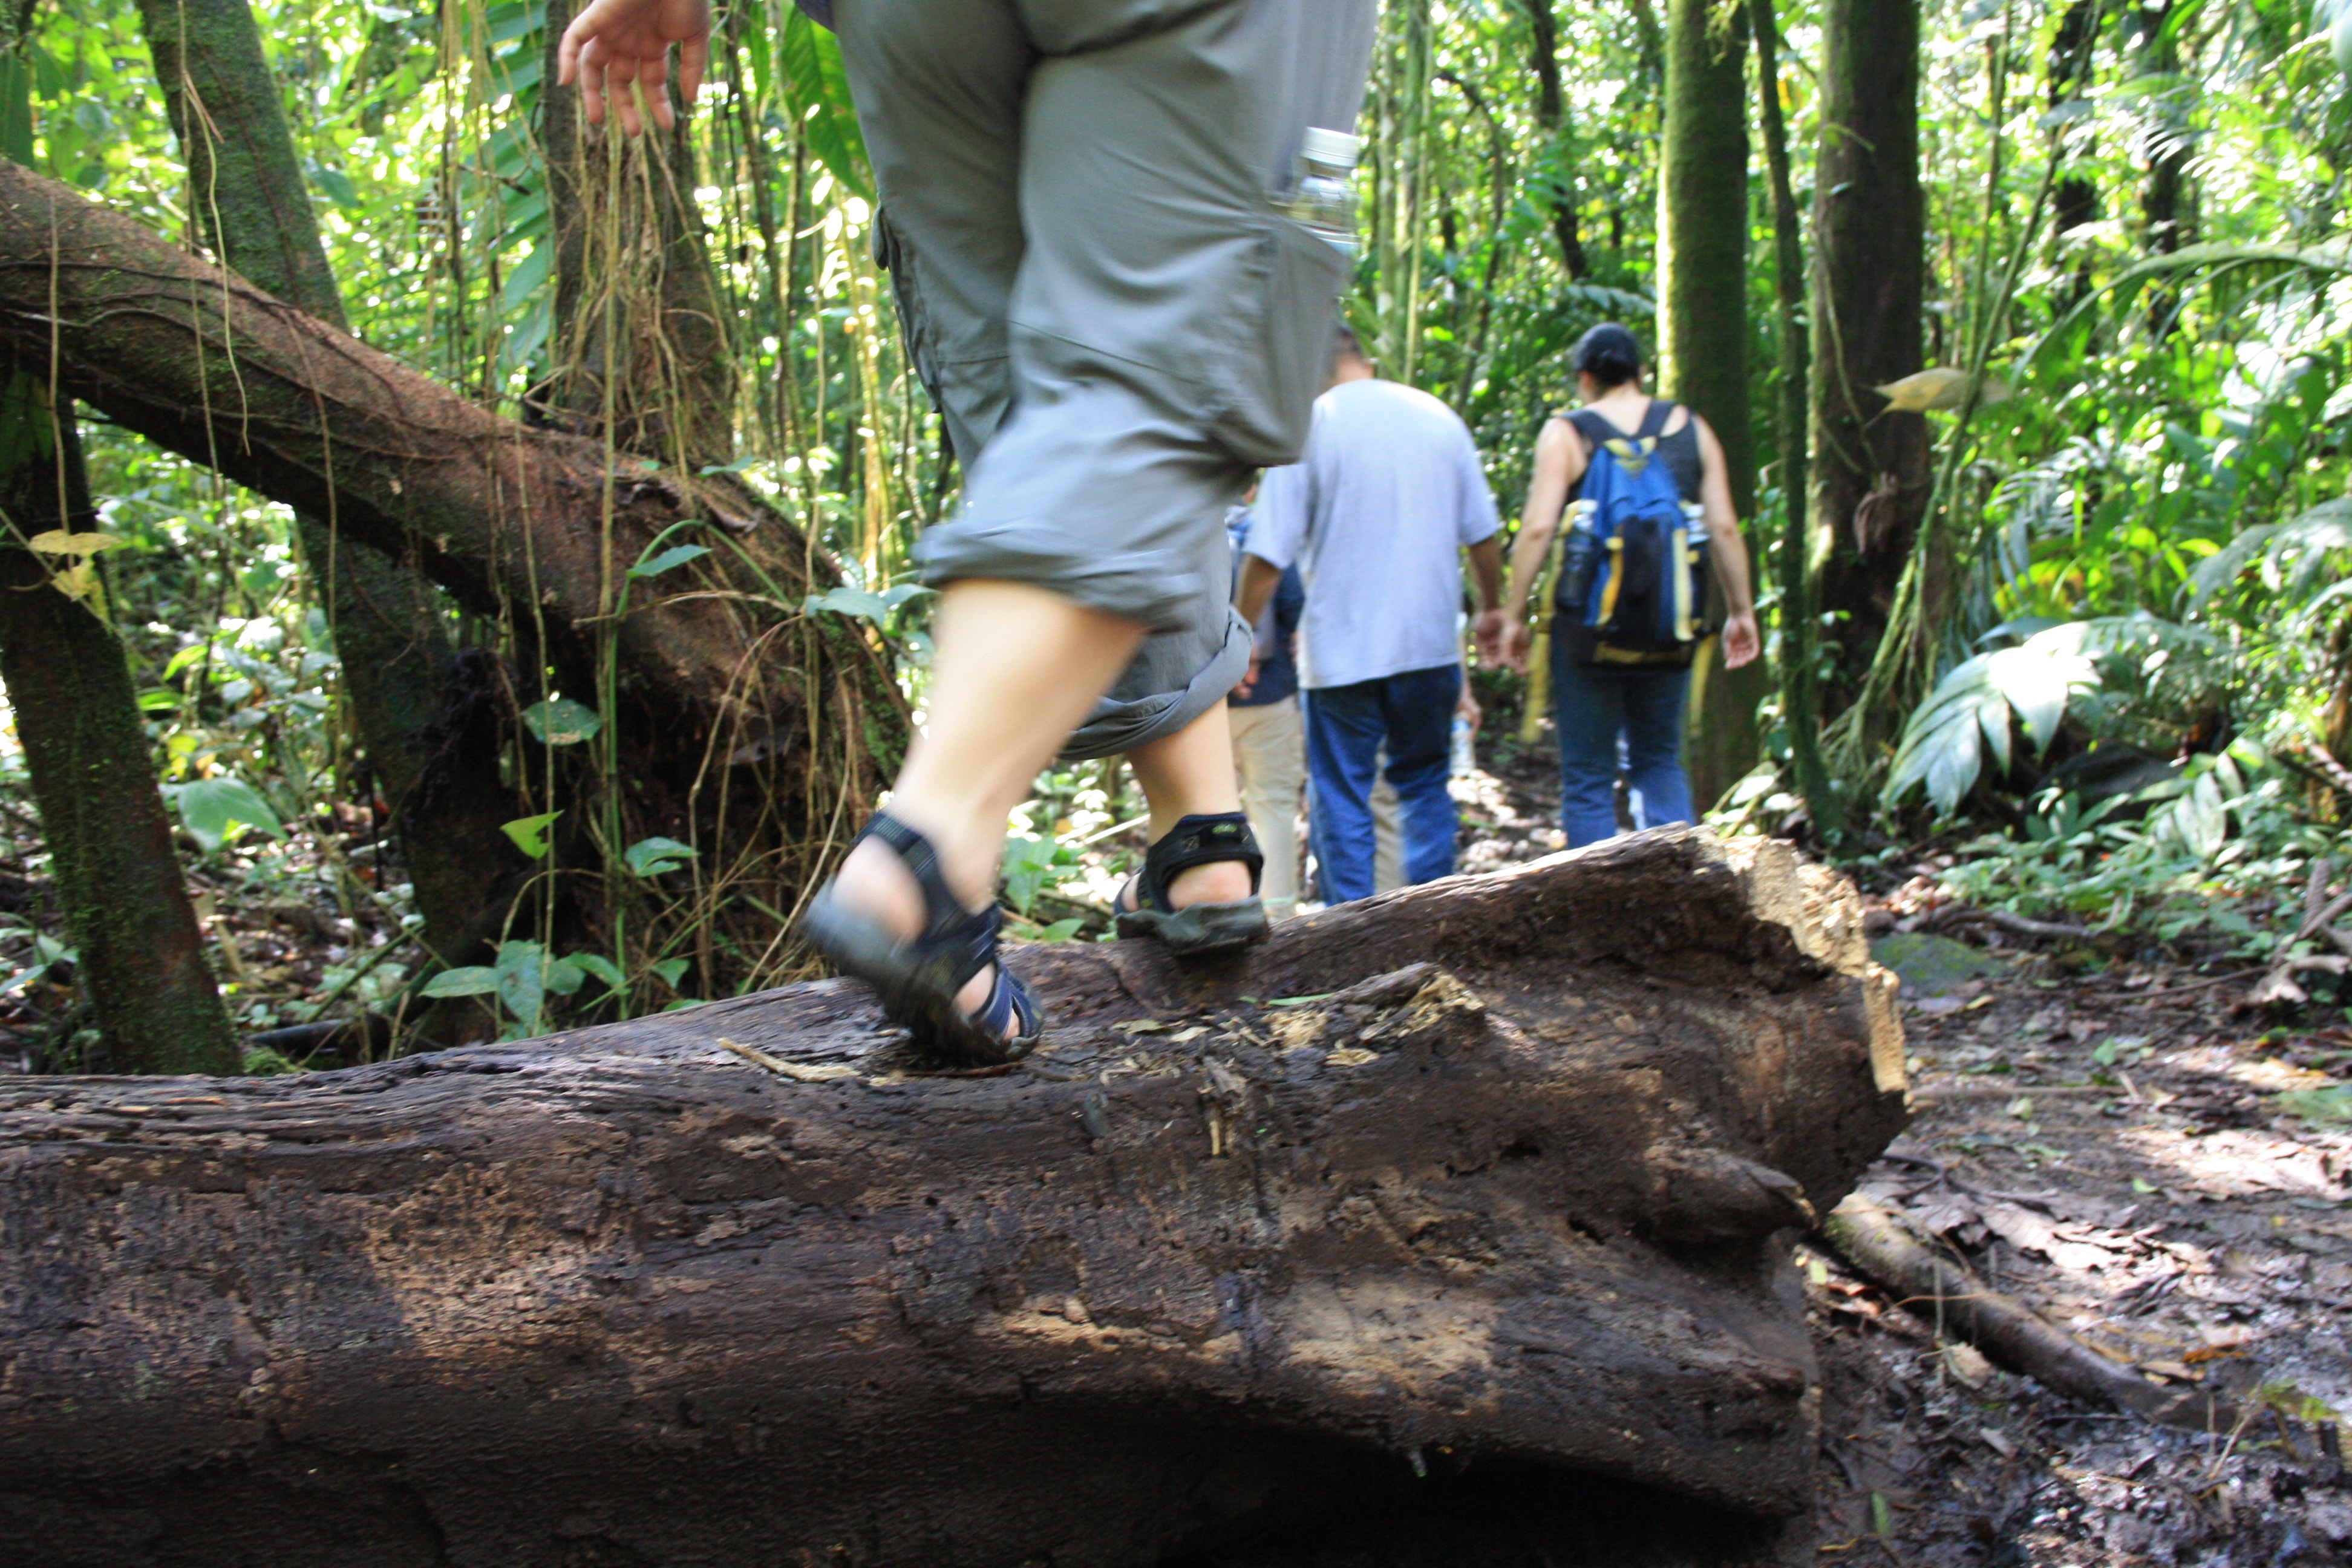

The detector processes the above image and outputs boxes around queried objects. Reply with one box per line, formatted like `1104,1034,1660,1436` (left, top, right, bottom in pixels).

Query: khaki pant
1228,697,1304,917
835,0,1377,760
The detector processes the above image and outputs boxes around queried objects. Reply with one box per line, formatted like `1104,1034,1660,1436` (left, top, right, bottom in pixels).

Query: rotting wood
0,830,1906,1567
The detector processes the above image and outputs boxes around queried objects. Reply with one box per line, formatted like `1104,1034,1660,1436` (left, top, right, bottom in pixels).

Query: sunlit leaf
420,965,498,999
627,544,710,581
175,776,286,852
624,836,698,878
501,810,561,859
28,530,121,555
521,697,603,746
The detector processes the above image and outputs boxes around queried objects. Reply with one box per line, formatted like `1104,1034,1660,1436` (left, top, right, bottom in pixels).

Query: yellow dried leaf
48,559,104,613
1324,1047,1378,1068
1874,368,2016,414
28,530,123,557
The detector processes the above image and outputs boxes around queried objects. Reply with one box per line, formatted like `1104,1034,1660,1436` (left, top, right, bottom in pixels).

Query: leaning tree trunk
0,831,1906,1567
0,161,905,998
1657,0,1765,814
1524,0,1589,279
1808,0,1926,708
0,376,239,1074
1749,0,1836,837
134,0,522,985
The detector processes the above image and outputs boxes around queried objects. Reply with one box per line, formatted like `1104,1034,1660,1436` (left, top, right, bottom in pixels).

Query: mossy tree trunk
1749,0,1837,836
1656,0,1765,815
134,0,521,984
1808,0,1927,707
0,373,240,1074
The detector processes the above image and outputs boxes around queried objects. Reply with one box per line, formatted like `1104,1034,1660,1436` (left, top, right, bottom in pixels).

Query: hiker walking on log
1237,326,1505,906
558,0,1377,1063
1491,325,1760,849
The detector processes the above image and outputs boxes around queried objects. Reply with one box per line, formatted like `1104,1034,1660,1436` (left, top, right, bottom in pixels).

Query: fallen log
0,831,1906,1567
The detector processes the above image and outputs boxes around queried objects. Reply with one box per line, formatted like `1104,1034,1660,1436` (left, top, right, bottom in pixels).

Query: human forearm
1710,520,1755,620
1466,536,1504,614
1504,520,1556,617
1235,554,1284,627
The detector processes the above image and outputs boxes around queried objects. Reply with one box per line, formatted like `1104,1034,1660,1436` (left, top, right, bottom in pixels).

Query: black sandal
1113,812,1269,958
800,812,1044,1065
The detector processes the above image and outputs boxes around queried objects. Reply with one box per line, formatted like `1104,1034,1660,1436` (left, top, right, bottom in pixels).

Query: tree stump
0,831,1906,1567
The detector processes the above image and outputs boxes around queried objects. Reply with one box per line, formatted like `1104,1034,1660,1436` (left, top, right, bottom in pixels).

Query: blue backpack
1552,401,1710,668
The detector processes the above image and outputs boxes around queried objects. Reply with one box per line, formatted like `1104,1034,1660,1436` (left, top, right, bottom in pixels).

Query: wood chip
1324,1047,1378,1068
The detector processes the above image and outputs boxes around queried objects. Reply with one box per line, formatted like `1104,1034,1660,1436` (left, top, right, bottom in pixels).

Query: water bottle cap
1299,126,1362,171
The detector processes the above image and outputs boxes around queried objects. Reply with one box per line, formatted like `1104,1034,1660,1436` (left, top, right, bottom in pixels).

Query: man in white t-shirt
1236,327,1502,904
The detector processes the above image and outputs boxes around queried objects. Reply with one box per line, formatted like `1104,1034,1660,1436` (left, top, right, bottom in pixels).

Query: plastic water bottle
1556,498,1601,615
1287,127,1363,257
1451,713,1477,779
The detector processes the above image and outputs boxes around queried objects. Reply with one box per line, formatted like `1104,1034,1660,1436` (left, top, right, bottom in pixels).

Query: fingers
577,37,609,125
678,32,708,108
613,57,646,137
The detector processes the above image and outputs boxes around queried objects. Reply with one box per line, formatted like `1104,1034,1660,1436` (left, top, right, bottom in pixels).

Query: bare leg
829,579,1144,1014
1125,705,1252,908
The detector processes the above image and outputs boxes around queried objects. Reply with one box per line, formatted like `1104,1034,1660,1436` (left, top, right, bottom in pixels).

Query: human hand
1471,607,1512,670
1721,612,1761,671
1457,684,1483,736
557,0,711,135
1499,618,1532,675
1234,655,1262,700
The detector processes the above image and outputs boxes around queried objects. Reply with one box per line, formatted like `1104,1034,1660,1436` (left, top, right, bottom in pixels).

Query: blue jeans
1303,665,1461,904
1552,645,1693,849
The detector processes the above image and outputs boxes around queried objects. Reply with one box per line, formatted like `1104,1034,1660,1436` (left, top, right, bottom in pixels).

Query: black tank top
1560,401,1704,504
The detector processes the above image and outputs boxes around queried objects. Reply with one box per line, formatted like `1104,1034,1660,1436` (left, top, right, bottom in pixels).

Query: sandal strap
856,811,998,993
1133,812,1264,914
970,965,1043,1045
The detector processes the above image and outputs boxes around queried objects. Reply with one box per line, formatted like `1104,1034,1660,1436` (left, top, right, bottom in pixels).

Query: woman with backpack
1482,325,1759,849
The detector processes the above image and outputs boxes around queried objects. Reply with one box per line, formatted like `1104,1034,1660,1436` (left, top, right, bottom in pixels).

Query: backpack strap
1566,405,1664,479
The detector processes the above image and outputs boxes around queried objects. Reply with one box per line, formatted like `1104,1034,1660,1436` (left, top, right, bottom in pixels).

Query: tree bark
0,831,1906,1567
0,162,904,991
1523,0,1589,279
0,377,238,1074
1657,0,1765,815
1808,0,1927,705
1749,0,1837,837
134,0,521,982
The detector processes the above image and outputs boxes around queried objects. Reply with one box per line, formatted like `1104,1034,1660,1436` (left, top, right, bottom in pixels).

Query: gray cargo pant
833,0,1376,760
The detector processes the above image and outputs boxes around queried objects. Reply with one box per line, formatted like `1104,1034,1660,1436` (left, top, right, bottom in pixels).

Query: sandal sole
801,893,1041,1066
1114,898,1270,959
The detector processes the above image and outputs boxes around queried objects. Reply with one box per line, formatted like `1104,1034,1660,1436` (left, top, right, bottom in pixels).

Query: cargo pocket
1211,216,1351,468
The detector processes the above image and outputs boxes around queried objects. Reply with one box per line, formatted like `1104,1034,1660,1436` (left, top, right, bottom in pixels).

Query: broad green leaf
803,586,891,621
543,955,587,996
494,940,547,1031
522,697,603,746
650,958,691,990
777,12,874,200
420,966,498,999
625,836,699,878
627,544,711,581
176,776,286,852
570,953,628,995
501,811,561,859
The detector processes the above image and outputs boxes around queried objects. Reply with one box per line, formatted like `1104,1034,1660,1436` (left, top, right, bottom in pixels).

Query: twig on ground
1821,1194,2244,1436
1926,905,2091,942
